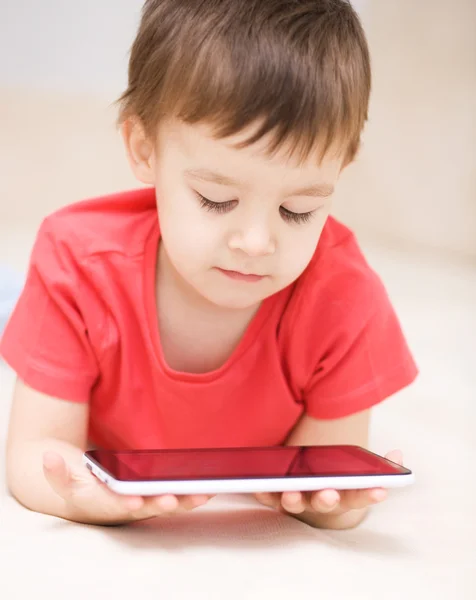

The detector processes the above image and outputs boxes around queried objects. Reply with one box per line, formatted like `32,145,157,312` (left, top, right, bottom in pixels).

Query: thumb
43,452,73,501
385,449,403,466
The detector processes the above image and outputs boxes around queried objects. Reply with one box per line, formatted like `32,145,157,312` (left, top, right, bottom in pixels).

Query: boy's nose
228,224,276,257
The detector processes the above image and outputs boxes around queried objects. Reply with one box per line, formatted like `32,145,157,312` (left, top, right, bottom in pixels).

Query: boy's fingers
153,494,180,513
179,495,213,511
255,492,281,510
45,453,144,515
281,492,306,514
43,452,73,501
340,488,387,510
80,472,145,513
93,487,145,519
121,495,145,512
140,495,205,517
310,489,340,513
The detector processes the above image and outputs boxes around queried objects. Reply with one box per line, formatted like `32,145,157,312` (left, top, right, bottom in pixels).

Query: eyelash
198,194,236,214
196,194,316,225
279,207,316,225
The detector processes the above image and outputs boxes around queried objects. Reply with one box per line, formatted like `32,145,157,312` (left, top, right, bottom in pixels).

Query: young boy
0,0,417,530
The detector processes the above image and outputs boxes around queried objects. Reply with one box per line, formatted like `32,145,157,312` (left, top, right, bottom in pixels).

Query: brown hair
118,0,371,164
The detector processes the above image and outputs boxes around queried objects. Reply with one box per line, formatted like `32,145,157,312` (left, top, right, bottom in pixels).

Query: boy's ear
121,118,155,185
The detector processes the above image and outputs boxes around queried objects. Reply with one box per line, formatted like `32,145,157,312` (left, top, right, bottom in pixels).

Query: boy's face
126,119,343,309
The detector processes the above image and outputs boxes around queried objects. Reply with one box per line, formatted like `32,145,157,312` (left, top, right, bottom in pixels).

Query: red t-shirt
0,188,417,449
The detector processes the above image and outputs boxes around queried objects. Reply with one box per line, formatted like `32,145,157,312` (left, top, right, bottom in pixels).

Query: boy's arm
284,409,372,530
6,380,213,524
6,378,91,520
256,409,397,530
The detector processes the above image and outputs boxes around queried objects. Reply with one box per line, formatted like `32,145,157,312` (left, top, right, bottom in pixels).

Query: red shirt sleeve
0,220,101,402
303,268,418,420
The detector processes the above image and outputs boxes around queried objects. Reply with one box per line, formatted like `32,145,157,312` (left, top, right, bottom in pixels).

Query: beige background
334,0,476,258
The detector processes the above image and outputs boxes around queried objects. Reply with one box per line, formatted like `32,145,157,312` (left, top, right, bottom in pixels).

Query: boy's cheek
278,241,320,283
162,224,218,273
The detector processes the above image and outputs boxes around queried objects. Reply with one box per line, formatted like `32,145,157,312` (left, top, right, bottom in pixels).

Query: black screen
86,445,411,482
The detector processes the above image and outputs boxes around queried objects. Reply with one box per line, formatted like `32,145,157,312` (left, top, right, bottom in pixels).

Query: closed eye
197,192,317,224
197,193,236,214
279,206,316,225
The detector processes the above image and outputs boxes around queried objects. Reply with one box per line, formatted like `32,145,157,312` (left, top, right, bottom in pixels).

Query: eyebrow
287,183,334,198
185,168,334,198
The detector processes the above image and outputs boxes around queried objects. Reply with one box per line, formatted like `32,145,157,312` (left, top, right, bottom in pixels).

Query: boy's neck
154,242,261,373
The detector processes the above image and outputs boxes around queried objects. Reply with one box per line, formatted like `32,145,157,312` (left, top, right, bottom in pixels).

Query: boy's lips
215,268,266,282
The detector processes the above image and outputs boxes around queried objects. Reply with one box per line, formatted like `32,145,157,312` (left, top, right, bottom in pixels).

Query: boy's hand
254,450,403,528
43,452,213,525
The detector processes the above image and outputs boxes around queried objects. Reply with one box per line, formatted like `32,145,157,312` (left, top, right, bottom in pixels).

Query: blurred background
0,1,475,596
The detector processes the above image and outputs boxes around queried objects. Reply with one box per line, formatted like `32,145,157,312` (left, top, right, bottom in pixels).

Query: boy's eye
197,194,236,214
280,206,315,225
197,192,315,225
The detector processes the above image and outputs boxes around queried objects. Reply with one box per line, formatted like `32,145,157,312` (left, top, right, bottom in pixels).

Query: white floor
1,224,475,600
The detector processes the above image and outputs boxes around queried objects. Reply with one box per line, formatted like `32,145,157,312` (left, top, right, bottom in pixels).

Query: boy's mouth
215,268,266,283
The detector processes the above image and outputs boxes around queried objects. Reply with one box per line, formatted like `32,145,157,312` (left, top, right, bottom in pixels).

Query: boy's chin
200,288,268,311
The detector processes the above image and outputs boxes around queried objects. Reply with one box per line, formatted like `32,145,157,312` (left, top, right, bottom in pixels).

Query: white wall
332,0,476,259
1,0,142,96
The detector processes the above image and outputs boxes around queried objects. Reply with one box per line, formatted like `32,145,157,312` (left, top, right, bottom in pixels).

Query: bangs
119,0,371,164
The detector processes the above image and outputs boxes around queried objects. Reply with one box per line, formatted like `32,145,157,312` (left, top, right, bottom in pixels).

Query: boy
0,0,417,530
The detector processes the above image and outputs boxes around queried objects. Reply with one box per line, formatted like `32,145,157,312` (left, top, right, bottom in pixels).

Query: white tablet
83,444,414,496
